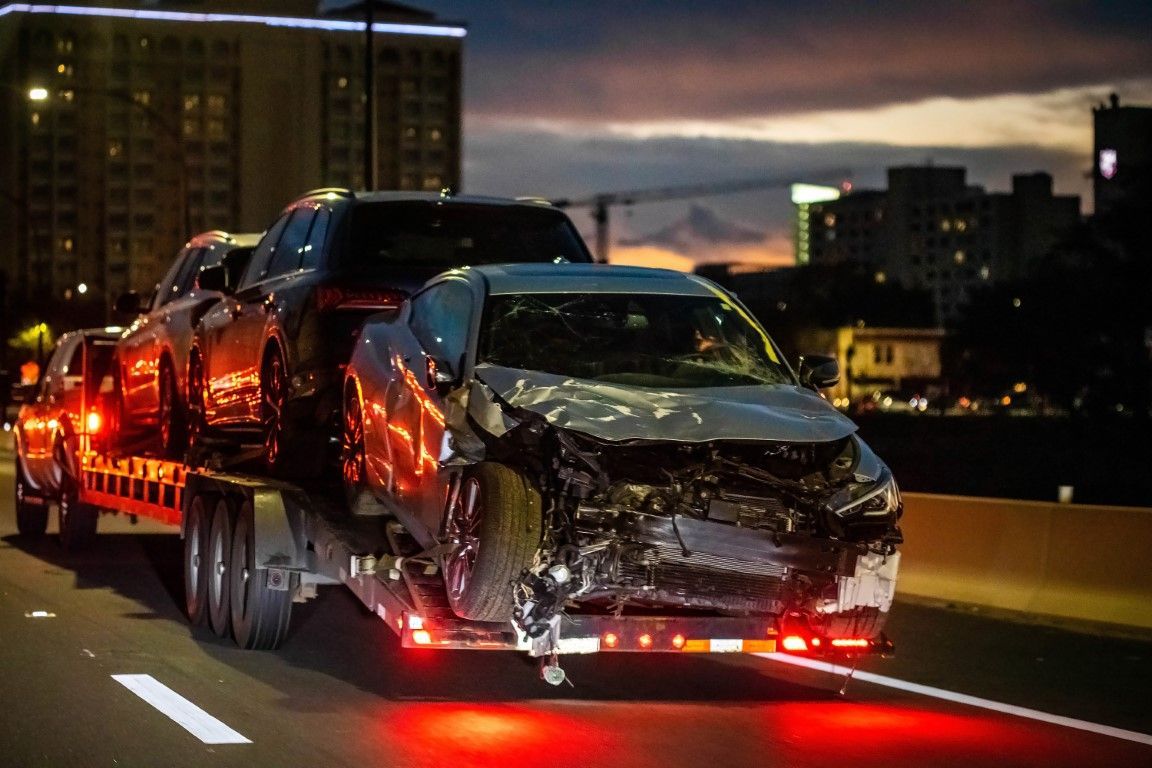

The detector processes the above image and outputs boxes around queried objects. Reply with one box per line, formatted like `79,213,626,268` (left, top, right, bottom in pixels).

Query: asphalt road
2,448,1150,767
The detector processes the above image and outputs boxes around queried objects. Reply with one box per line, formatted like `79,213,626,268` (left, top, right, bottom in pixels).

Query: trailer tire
15,463,48,537
229,500,293,650
443,462,542,622
207,497,235,638
58,476,97,552
183,494,214,626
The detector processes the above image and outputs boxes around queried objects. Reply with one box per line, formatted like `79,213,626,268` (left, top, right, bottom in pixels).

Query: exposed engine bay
471,403,904,643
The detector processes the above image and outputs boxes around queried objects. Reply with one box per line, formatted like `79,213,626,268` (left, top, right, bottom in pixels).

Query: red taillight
781,635,809,652
412,630,432,645
637,633,653,649
316,286,407,312
830,638,871,649
602,632,619,649
86,410,102,434
671,634,686,649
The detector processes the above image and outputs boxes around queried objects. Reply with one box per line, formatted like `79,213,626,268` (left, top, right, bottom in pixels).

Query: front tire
443,462,542,622
15,462,48,537
158,359,188,459
229,500,293,650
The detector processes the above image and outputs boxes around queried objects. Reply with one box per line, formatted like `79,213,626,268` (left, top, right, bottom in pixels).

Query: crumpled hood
473,364,857,444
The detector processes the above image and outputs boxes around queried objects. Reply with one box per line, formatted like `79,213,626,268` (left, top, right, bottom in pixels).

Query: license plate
557,636,601,654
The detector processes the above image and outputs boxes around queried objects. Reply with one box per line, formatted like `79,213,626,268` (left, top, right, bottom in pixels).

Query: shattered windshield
479,292,793,388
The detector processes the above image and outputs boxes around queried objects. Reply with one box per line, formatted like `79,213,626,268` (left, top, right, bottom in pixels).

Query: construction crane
551,169,852,261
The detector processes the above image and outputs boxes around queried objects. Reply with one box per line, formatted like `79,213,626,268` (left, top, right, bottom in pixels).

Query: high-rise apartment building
0,0,464,315
804,166,1080,325
1093,92,1152,222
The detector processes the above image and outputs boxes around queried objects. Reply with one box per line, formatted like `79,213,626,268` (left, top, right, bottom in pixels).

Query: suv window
409,280,473,371
266,207,316,279
341,202,591,276
153,248,193,309
301,207,330,270
240,213,291,289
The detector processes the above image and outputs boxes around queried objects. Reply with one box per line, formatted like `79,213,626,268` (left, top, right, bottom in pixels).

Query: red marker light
830,638,871,649
781,635,809,652
603,632,619,649
671,634,686,649
86,410,102,433
637,633,653,649
810,637,822,648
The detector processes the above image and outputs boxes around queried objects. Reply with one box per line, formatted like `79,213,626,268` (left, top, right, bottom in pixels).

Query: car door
227,206,317,424
388,278,477,536
201,214,289,423
119,252,191,421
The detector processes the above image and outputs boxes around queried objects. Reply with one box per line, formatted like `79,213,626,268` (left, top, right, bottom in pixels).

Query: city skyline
431,0,1152,268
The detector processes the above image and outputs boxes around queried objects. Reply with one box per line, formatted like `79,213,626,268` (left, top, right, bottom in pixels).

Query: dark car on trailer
189,189,593,477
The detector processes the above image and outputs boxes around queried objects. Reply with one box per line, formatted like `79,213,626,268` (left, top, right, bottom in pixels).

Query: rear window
340,202,591,275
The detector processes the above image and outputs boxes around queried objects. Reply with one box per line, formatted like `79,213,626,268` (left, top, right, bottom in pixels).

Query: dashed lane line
111,674,251,745
759,653,1152,747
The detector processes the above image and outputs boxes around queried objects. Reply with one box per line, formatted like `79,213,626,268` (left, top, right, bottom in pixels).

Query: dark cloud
432,0,1152,121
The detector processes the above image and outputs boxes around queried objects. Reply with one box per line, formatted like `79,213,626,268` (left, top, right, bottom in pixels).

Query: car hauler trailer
71,449,893,683
37,333,894,685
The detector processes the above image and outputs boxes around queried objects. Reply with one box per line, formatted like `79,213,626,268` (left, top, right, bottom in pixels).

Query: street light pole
363,0,378,190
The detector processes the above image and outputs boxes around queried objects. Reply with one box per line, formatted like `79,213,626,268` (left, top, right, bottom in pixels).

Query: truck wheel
15,465,48,537
207,497,235,638
58,477,97,552
183,494,214,626
443,462,542,622
229,500,292,650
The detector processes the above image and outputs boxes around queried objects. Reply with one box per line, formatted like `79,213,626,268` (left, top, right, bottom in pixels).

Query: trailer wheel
207,497,235,638
183,494,214,626
15,463,48,537
58,477,97,552
229,500,293,650
444,462,542,622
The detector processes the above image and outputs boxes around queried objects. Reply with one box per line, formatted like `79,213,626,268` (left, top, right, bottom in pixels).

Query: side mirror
114,291,144,315
425,355,460,393
798,354,840,390
198,264,229,294
222,247,254,290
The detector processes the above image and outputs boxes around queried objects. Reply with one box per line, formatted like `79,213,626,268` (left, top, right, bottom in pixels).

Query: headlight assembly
821,467,902,541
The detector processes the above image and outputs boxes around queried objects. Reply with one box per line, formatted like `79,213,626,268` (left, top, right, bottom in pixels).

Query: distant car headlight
822,466,902,541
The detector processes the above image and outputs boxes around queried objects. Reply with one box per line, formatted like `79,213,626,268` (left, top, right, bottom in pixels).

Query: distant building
1093,92,1152,222
0,0,464,311
805,166,1080,325
790,183,840,266
796,325,946,405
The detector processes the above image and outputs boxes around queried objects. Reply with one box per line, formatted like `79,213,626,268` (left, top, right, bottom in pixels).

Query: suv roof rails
514,196,554,206
298,187,355,200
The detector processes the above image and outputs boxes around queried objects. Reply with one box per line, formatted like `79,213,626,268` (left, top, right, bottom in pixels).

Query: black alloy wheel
158,360,188,459
186,352,206,459
443,462,543,622
260,348,287,473
341,382,369,508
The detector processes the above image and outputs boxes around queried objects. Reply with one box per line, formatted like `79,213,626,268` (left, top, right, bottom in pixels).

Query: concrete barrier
898,492,1152,630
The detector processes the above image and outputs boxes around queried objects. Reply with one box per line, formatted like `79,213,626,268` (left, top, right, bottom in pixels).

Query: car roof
57,327,123,343
462,263,721,298
294,188,561,211
185,230,261,250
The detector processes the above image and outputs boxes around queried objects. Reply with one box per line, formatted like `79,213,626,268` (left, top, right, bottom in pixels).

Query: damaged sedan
342,264,902,649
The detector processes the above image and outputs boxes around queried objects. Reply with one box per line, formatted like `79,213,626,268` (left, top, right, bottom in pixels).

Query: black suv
190,188,593,476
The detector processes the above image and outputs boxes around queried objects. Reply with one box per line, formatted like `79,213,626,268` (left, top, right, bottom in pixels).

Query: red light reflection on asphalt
390,705,619,766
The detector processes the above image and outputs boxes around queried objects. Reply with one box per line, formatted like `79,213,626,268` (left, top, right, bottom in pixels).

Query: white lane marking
758,653,1152,747
111,674,251,745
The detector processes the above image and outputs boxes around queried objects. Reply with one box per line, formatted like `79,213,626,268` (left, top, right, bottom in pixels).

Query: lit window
207,94,227,113
823,213,836,227
404,126,417,140
139,36,151,49
940,219,951,232
337,76,349,89
979,265,991,280
953,250,966,264
30,112,40,126
874,271,887,284
108,140,123,158
183,118,198,137
428,127,443,142
133,90,151,106
955,219,967,232
60,89,74,102
422,174,443,190
183,94,200,112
